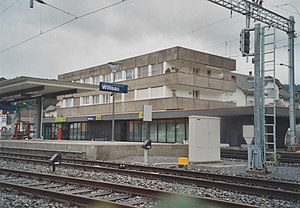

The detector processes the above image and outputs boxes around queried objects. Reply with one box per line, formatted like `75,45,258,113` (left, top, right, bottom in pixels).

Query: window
151,87,163,99
193,90,200,99
84,77,90,84
63,98,73,107
150,121,158,142
152,63,163,76
92,95,100,104
136,89,148,100
104,74,111,82
158,121,166,142
126,119,188,143
193,68,200,75
126,69,135,80
128,121,134,141
69,122,88,140
166,120,175,143
134,121,142,142
82,96,89,105
138,66,148,78
176,119,186,143
115,71,123,81
103,94,111,103
207,70,212,76
92,76,100,85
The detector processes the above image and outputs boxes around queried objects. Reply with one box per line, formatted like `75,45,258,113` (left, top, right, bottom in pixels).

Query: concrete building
43,46,236,142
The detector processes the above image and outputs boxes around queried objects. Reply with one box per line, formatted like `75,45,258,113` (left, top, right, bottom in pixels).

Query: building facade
43,46,236,142
222,72,289,107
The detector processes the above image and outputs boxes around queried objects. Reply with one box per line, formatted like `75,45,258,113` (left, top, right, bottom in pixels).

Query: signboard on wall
55,117,66,123
99,82,128,93
87,116,102,121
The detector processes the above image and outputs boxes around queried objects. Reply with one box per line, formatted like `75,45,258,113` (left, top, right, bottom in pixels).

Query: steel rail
0,153,300,191
0,168,259,208
1,155,299,202
221,149,300,163
0,180,134,208
1,153,298,191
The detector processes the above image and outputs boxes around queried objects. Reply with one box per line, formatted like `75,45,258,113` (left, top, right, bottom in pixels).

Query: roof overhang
0,76,98,104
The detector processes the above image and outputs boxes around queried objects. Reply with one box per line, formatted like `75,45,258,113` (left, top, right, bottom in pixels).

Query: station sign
87,116,102,121
99,82,128,93
0,106,19,111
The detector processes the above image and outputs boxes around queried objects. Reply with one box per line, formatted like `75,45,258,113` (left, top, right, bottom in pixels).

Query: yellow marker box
178,157,188,166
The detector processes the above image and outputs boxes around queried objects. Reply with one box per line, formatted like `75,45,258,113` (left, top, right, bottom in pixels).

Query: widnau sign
99,82,128,93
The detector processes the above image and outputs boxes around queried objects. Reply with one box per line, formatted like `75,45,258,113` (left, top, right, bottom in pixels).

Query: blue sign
0,106,19,111
99,82,128,93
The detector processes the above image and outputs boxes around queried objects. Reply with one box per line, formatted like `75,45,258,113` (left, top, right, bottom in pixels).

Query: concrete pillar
148,88,151,99
148,65,152,76
134,67,138,79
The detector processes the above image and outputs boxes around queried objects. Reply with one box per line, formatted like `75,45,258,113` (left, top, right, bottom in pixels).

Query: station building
42,46,299,148
43,46,237,143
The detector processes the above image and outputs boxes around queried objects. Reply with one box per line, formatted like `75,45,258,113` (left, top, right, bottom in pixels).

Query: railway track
0,167,259,208
221,148,300,163
0,152,299,203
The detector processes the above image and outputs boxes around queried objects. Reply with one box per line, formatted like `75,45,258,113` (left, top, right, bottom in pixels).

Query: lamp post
108,62,121,142
23,102,32,123
280,63,296,148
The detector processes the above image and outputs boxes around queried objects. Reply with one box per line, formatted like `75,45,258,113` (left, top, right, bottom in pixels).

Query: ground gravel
0,157,299,208
0,189,82,208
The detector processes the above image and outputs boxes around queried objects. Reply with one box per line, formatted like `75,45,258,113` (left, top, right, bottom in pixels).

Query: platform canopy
0,76,98,104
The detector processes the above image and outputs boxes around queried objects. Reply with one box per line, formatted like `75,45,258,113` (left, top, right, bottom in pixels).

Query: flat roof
0,76,98,104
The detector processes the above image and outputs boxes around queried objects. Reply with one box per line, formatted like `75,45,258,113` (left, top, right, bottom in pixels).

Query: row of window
127,119,188,143
81,94,111,105
63,88,203,108
43,119,188,143
73,63,163,85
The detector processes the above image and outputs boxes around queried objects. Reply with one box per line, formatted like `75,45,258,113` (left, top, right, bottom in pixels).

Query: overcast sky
0,0,299,84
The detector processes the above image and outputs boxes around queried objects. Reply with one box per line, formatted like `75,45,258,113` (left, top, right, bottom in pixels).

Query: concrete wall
58,47,235,82
0,140,188,160
96,143,188,160
57,97,235,117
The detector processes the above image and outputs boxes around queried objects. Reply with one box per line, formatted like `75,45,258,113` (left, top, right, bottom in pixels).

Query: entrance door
61,123,70,140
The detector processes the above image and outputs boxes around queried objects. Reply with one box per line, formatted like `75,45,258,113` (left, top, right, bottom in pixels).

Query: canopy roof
0,76,98,104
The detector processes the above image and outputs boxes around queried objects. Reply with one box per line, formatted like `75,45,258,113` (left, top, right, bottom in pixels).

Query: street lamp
279,63,296,148
108,62,121,142
23,102,32,123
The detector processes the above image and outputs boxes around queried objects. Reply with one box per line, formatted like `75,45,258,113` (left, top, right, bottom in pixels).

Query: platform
0,140,188,160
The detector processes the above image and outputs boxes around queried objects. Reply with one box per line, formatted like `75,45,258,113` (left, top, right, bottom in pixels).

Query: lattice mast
207,0,296,169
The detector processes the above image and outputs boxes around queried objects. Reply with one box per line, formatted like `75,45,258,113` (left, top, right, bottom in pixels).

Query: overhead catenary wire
0,0,21,16
0,0,127,54
35,0,77,18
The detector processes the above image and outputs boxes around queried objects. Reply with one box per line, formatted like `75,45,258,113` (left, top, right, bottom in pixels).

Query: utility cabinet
188,116,221,163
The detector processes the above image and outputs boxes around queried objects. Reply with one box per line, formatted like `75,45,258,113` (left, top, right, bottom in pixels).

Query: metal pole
112,70,116,142
260,27,266,165
29,106,32,123
288,16,296,147
253,23,263,170
144,149,149,164
36,97,42,138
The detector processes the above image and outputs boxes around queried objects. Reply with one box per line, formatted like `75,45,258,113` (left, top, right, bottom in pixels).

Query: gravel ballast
0,157,299,208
